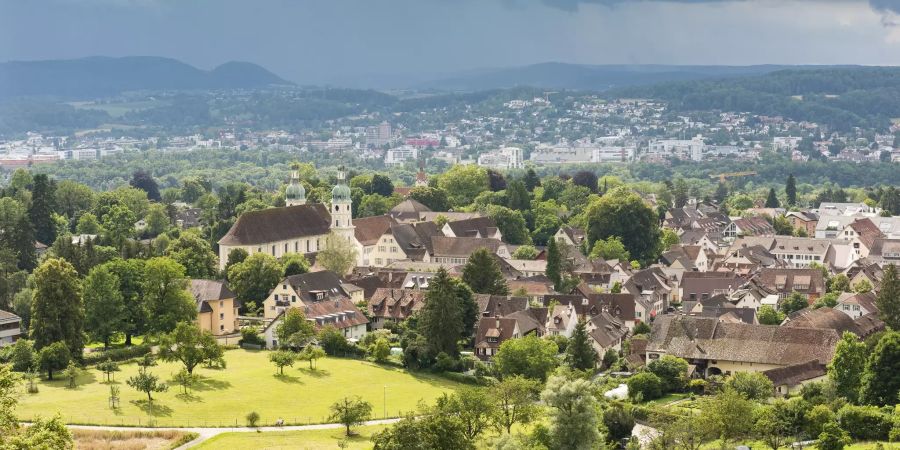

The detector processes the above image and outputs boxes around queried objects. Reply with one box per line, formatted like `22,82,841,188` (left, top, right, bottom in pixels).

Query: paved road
66,418,403,449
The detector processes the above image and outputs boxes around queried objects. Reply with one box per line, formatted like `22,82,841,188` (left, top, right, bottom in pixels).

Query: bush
318,325,351,356
436,371,492,386
687,379,708,395
724,371,774,401
433,352,461,373
627,372,663,401
239,327,265,346
246,411,260,428
83,345,152,366
647,355,688,393
603,403,636,443
837,404,891,441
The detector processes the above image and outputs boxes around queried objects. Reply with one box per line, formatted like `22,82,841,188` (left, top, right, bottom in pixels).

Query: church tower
285,170,306,206
330,166,355,241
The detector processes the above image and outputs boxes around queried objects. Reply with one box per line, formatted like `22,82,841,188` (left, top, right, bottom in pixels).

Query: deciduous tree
584,187,661,265
541,375,601,450
142,257,196,334
31,258,84,357
158,322,223,375
329,396,372,437
83,265,125,348
494,335,558,382
828,331,866,403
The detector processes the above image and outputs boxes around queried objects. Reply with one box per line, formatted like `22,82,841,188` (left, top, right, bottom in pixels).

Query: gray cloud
529,0,900,15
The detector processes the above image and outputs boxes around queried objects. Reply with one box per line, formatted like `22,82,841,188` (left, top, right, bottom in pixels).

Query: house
474,317,519,361
762,360,828,396
587,311,629,357
430,236,510,266
680,272,745,309
868,238,900,266
842,218,885,260
546,303,579,337
388,199,432,223
835,292,878,319
367,288,425,329
646,315,840,378
262,271,360,320
263,299,368,348
843,261,884,291
769,236,834,268
749,268,826,303
189,280,239,336
501,258,547,278
588,293,638,330
554,226,587,248
816,202,880,216
723,217,775,241
0,310,23,346
442,217,502,240
352,215,397,267
785,211,818,237
623,267,674,321
661,245,710,272
476,294,530,318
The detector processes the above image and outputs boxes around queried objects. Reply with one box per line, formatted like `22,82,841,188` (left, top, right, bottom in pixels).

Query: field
16,350,461,427
195,425,387,450
70,99,168,118
71,429,196,450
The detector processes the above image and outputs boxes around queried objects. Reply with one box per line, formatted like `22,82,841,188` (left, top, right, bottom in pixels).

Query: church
216,168,356,270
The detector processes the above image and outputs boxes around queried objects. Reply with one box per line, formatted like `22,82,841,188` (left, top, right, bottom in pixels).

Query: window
284,243,288,252
220,324,224,331
271,245,276,255
295,241,298,252
220,301,223,308
291,295,296,302
335,220,340,227
282,284,287,289
219,313,224,320
274,294,279,301
307,240,311,252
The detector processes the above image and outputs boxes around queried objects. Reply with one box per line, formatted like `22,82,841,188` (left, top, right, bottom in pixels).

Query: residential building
189,280,240,336
0,310,22,346
384,145,418,166
367,288,426,329
262,271,360,320
477,147,523,169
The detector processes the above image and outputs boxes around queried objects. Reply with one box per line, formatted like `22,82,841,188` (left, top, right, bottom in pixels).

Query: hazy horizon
4,0,900,86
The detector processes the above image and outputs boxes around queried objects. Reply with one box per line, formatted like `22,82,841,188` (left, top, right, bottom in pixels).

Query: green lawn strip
195,425,386,449
17,350,461,427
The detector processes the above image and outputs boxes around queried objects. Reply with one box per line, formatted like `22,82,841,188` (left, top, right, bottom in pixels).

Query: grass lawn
642,392,690,406
71,429,196,450
17,349,461,427
195,425,386,450
847,443,897,449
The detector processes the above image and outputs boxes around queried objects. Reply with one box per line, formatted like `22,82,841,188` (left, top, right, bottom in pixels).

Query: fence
34,411,411,429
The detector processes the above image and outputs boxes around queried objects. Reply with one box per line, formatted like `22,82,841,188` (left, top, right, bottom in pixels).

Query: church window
335,220,340,227
335,205,339,212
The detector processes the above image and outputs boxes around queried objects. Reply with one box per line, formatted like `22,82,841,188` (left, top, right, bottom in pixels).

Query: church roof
218,204,331,246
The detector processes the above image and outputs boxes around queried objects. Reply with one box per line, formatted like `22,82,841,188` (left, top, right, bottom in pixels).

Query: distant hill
417,62,797,92
606,66,900,131
0,56,290,100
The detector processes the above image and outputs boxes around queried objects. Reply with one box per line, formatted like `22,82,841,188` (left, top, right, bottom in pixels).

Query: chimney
495,318,501,328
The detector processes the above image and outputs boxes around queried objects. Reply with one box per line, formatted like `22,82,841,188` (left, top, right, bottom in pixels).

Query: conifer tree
420,268,463,357
876,264,900,330
546,237,562,291
765,188,780,208
785,174,797,206
564,319,597,371
462,248,509,295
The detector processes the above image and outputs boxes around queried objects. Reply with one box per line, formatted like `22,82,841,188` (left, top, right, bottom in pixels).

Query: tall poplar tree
546,237,562,291
30,258,84,357
785,174,797,206
876,264,900,330
29,174,57,246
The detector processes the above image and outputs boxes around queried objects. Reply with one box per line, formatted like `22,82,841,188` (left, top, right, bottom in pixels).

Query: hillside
0,56,290,100
606,66,900,131
418,62,794,91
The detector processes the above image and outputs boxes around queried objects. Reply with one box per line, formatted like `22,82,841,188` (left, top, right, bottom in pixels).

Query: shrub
687,379,708,395
627,372,663,401
724,371,774,401
83,345,152,366
239,327,265,346
433,352,461,372
837,404,891,441
647,355,688,393
818,421,851,450
246,411,260,428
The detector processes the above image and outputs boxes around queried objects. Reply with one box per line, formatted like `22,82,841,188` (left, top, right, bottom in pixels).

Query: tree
126,368,168,402
523,168,540,191
828,331,866,403
584,187,661,265
299,345,326,369
817,421,851,450
758,305,785,325
29,174,58,246
38,342,70,380
102,204,136,249
370,174,394,197
281,253,310,276
786,174,797,206
648,355,689,393
172,368,196,395
860,331,900,406
276,308,316,348
103,258,147,346
506,179,531,211
572,171,599,193
158,322,223,375
565,319,597,371
225,248,248,272
317,232,358,275
876,264,899,329
373,413,473,450
30,258,84,357
55,180,95,223
228,252,282,308
144,203,170,237
434,388,496,442
511,245,537,260
487,169,507,191
589,236,631,261
329,396,372,436
779,292,809,315
166,230,217,278
773,214,795,236
829,274,851,293
419,268,464,357
698,388,753,445
408,186,450,212
765,188,781,208
368,338,391,363
714,182,728,204
546,237,562,291
485,205,530,245
269,350,296,375
3,415,73,449
143,257,196,334
76,212,101,235
437,165,488,208
245,411,260,428
627,372,663,401
319,325,349,356
541,375,601,450
724,371,774,401
491,375,540,433
130,170,161,201
97,359,120,382
603,403,636,443
63,361,80,388
461,248,509,295
0,197,36,270
853,278,873,294
753,402,791,450
83,265,125,348
494,335,559,381
10,339,36,373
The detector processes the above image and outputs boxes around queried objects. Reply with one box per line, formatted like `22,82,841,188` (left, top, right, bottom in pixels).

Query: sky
2,0,900,85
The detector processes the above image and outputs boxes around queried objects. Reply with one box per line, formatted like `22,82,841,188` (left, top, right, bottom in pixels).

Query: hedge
83,345,152,365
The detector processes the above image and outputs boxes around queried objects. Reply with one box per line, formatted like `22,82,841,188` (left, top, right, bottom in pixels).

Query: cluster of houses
2,172,896,400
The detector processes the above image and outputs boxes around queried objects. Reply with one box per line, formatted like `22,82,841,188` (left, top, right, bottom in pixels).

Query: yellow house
189,280,240,336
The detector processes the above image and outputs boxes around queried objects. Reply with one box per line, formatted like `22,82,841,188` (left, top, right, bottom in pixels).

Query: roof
836,292,878,313
445,217,499,239
784,307,874,336
189,280,237,313
762,360,827,387
0,309,21,323
506,308,547,336
753,268,825,294
589,311,628,348
218,204,331,246
474,317,517,352
589,293,637,321
647,315,840,366
731,216,775,235
475,294,529,318
388,199,432,221
367,288,426,320
681,272,745,297
431,236,502,257
303,298,368,330
353,215,396,246
280,271,350,303
849,218,884,250
560,225,587,245
391,222,442,260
